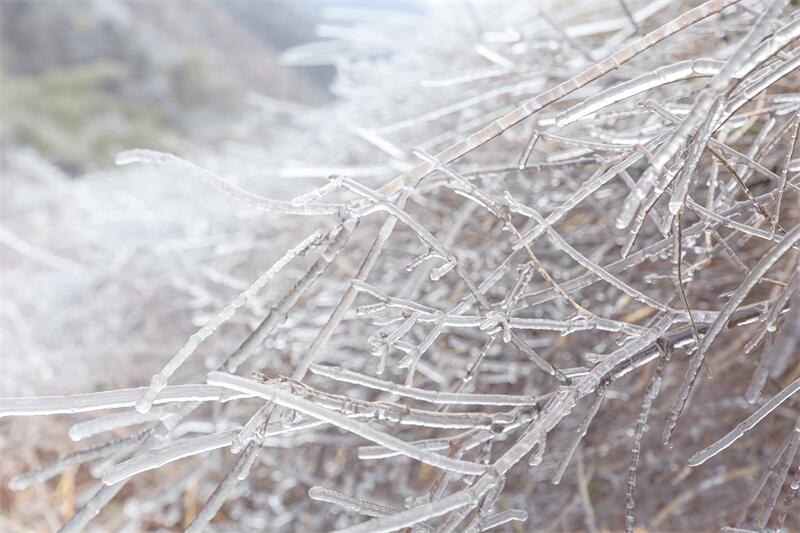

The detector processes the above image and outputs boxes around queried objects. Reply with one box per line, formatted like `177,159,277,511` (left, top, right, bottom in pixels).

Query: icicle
767,284,800,380
527,430,547,466
619,0,788,231
518,130,540,169
736,431,794,526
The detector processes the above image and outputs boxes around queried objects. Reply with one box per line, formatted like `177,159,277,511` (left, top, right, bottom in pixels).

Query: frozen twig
116,150,342,215
688,375,800,466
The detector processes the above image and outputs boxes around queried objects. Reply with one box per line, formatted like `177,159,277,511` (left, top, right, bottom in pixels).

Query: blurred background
0,0,366,173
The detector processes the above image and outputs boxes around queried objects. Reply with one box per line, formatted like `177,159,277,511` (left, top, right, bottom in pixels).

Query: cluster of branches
3,0,800,531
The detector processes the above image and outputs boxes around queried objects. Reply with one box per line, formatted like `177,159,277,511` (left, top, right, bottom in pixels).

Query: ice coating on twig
626,355,665,533
688,376,800,466
310,363,539,405
68,407,175,441
556,59,723,126
103,430,236,485
207,371,488,475
308,485,397,517
134,230,321,413
116,150,341,215
0,384,251,417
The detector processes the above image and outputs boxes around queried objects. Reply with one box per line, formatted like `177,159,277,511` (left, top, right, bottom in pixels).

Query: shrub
2,1,800,531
